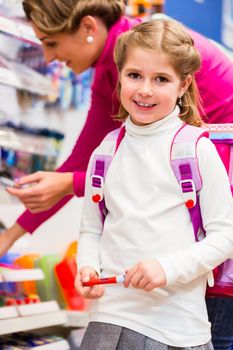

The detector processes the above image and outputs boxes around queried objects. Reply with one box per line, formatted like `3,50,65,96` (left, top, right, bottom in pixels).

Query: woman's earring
178,97,183,107
86,35,94,44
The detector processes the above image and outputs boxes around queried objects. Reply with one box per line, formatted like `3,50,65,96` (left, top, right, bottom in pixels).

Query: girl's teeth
137,101,153,107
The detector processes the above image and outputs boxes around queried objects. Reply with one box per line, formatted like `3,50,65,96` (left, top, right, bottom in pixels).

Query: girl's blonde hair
22,0,125,34
114,19,204,126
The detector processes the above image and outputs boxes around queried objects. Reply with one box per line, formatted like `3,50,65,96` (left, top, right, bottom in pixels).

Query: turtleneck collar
125,106,183,137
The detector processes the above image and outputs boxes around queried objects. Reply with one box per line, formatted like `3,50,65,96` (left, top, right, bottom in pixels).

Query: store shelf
0,268,44,282
0,14,40,45
0,55,53,96
0,306,18,320
28,339,70,350
0,309,68,335
64,310,89,328
0,127,59,156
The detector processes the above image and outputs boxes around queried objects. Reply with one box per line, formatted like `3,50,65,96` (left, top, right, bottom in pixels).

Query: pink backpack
90,123,233,297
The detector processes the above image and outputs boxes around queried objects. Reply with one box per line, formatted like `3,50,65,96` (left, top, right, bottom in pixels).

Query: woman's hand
75,266,105,299
6,171,74,213
124,259,167,292
0,223,26,257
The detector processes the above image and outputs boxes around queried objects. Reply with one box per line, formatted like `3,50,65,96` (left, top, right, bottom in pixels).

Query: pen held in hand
82,275,125,287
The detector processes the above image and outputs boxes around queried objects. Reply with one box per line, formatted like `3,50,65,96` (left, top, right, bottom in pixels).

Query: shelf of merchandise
0,126,58,156
0,309,68,335
0,268,68,334
0,14,54,96
0,267,44,282
0,14,40,45
0,55,53,96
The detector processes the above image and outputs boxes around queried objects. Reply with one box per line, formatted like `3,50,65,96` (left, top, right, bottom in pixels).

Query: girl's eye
156,76,168,83
128,72,141,79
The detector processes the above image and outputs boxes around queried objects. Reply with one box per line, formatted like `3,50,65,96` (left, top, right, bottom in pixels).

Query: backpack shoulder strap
170,124,209,241
90,126,126,222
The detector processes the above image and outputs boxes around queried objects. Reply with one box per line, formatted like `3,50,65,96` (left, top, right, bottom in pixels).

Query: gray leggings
80,322,214,350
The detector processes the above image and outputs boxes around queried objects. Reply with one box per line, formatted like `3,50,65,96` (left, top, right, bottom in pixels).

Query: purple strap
92,127,125,223
171,124,208,241
178,163,203,240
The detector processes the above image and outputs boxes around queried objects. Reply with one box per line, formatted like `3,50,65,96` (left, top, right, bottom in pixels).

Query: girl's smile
119,47,191,126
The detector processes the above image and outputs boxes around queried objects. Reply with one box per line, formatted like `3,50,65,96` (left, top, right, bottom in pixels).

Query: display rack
0,14,54,97
0,6,88,347
0,14,40,45
0,53,53,96
0,267,87,350
0,267,44,282
0,126,59,157
0,309,67,335
0,268,68,334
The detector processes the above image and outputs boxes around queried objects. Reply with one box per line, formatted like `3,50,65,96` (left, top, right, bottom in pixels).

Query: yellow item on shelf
64,241,78,258
13,254,40,295
128,0,165,17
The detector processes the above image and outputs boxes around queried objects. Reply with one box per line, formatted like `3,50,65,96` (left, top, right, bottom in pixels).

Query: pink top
17,18,233,233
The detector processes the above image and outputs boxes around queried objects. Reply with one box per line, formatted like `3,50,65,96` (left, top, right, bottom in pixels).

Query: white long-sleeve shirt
78,107,233,346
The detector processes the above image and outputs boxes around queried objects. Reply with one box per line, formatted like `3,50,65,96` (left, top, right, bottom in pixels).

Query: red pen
82,275,125,287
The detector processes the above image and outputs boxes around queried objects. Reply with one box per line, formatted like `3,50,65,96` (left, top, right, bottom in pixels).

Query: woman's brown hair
22,0,125,34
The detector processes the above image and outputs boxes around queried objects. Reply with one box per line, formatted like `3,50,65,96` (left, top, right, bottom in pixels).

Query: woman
1,0,140,245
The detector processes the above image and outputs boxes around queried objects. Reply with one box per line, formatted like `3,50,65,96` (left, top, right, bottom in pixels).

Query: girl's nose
137,85,153,97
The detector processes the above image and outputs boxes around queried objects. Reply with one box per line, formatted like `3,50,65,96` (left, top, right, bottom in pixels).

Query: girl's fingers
124,265,138,287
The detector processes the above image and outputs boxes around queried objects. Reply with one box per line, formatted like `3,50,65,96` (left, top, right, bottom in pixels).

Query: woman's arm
12,67,121,234
7,171,74,213
0,223,26,257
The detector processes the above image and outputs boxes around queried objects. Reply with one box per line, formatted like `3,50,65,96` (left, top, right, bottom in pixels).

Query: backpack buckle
180,179,196,209
91,175,104,203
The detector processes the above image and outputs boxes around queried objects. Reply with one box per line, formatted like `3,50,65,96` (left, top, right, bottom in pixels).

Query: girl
75,19,233,349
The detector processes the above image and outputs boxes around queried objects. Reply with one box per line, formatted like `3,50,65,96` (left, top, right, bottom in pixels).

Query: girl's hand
124,259,167,292
6,171,74,213
75,266,105,299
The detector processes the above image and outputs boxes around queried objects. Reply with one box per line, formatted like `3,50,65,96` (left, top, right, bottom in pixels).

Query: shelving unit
0,268,68,330
0,267,88,349
0,309,67,335
0,267,44,282
0,57,53,96
0,267,70,348
0,5,88,348
0,14,40,45
0,14,54,97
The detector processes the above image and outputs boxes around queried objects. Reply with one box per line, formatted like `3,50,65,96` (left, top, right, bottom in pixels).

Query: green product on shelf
34,254,66,308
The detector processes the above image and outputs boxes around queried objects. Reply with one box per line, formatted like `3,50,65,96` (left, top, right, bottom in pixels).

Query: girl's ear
179,74,192,96
79,15,98,36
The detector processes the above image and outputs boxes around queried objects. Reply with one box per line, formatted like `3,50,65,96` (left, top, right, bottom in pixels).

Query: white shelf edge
18,301,59,316
0,268,44,282
0,310,68,335
0,306,18,320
